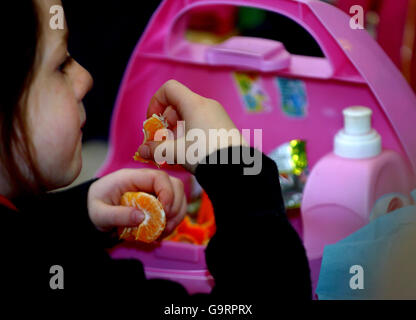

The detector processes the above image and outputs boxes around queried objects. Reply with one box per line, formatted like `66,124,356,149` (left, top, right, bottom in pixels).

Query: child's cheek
28,91,82,180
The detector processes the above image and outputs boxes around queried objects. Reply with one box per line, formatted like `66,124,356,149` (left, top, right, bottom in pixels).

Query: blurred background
61,0,416,186
62,0,161,186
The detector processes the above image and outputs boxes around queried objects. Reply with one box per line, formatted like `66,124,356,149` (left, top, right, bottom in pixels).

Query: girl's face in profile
25,0,93,189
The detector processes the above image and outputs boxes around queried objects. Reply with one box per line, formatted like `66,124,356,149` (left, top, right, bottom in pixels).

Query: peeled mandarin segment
170,233,199,244
177,216,208,244
165,191,216,245
143,114,168,141
133,114,169,165
118,192,166,243
167,198,216,245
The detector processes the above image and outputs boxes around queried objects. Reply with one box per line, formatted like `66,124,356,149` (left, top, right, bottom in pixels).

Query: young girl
0,0,311,312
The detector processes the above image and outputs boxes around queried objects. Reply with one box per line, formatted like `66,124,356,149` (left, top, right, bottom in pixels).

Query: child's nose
72,60,94,101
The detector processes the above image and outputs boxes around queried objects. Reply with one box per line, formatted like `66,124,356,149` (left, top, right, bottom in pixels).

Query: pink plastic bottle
302,106,415,260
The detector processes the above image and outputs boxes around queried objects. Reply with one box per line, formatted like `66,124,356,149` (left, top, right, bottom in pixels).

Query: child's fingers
166,176,185,219
138,139,177,165
146,79,203,121
146,170,175,214
147,96,166,119
162,196,187,237
122,169,174,212
163,105,180,128
93,201,145,231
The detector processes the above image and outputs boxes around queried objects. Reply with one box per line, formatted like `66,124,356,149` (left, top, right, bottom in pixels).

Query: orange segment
134,114,169,164
165,191,216,245
118,192,166,243
169,233,199,244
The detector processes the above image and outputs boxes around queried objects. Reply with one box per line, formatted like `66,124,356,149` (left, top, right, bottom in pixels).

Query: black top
1,147,311,314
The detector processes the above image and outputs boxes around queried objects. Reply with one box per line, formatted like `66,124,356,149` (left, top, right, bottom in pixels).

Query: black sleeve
15,179,120,249
11,147,310,309
195,146,312,304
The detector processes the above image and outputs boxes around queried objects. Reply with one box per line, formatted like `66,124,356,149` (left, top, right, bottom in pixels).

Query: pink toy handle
204,36,291,72
163,0,350,76
135,0,416,172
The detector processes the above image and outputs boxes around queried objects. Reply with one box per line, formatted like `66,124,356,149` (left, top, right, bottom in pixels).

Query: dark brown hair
0,0,45,197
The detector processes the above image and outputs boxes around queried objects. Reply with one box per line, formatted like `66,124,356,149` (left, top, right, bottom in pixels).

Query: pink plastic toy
205,36,291,71
98,0,416,295
336,0,410,68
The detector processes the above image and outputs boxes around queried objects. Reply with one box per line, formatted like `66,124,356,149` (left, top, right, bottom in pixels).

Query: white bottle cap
334,106,381,159
343,107,372,135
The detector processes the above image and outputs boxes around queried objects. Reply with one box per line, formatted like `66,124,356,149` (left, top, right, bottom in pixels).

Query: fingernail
138,144,150,159
132,210,144,224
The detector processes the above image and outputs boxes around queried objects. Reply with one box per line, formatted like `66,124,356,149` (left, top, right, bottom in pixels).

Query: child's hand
137,80,247,173
87,169,187,236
